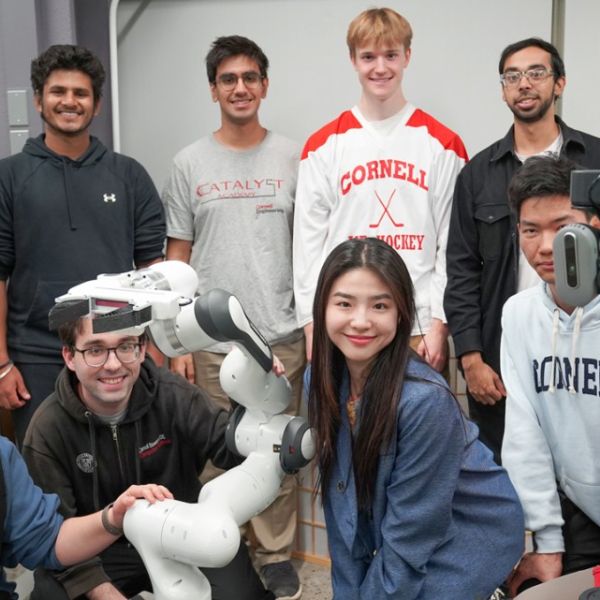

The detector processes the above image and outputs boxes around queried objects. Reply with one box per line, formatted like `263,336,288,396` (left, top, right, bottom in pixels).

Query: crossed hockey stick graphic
369,190,404,228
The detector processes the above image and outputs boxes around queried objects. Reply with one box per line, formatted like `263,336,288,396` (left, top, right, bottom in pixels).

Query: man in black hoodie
0,45,165,445
22,312,274,600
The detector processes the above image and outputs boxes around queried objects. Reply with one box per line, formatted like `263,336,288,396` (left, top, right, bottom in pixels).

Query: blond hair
347,7,412,58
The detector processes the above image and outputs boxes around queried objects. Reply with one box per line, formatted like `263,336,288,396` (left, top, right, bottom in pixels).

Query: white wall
562,0,600,137
115,0,553,190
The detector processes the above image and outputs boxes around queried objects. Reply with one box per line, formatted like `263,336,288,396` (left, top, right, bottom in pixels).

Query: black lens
564,233,578,288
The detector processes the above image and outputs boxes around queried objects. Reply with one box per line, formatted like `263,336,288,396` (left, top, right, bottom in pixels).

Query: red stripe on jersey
301,111,363,160
406,109,469,161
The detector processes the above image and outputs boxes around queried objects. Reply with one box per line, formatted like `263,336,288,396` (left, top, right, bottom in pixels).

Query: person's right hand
461,352,506,405
507,552,563,597
169,354,195,383
0,365,31,410
110,484,173,531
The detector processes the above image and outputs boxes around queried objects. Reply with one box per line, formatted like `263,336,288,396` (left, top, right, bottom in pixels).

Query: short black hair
205,35,269,84
499,38,565,80
31,44,105,102
508,155,579,218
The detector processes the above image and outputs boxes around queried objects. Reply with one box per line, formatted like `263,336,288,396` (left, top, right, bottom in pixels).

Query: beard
508,93,556,124
40,102,96,137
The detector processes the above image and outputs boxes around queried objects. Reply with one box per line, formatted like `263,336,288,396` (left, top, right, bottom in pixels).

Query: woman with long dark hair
308,238,524,599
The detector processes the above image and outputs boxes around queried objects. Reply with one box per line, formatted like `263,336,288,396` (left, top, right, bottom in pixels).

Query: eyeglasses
216,71,264,91
500,67,554,87
74,342,143,367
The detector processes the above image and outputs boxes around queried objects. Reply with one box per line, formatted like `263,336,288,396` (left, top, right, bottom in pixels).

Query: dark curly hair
31,45,105,102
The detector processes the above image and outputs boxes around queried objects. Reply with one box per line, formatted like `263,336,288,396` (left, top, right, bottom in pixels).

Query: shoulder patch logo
103,193,117,203
76,452,96,473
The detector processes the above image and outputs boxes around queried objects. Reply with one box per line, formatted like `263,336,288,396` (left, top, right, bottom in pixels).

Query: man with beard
444,38,600,464
0,45,165,445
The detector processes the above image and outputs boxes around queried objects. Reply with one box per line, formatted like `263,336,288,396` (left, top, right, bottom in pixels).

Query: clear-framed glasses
74,342,143,367
216,71,264,91
500,67,554,87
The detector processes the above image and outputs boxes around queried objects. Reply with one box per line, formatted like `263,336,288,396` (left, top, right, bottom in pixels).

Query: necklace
347,392,361,428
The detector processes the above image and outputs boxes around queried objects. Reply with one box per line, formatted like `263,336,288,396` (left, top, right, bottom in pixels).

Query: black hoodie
0,135,165,362
22,359,239,596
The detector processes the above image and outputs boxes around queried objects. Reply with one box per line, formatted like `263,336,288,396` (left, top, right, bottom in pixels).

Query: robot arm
50,261,315,600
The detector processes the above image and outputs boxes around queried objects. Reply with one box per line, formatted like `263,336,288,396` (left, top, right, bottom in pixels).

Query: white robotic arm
50,261,315,600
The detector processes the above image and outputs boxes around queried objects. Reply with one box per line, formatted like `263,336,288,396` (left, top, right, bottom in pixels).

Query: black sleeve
131,161,166,266
186,388,243,473
444,166,484,359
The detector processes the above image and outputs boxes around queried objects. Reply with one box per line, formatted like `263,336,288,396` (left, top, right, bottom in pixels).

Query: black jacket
22,359,239,597
0,135,165,362
444,118,600,375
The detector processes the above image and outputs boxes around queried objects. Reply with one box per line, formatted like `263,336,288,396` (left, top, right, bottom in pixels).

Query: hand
0,365,31,410
170,354,195,383
461,352,506,405
507,552,563,597
272,354,286,377
109,484,173,530
145,340,165,368
304,322,313,362
86,582,127,599
416,319,448,372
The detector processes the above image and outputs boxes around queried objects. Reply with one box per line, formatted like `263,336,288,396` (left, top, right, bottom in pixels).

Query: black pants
12,362,63,447
467,393,505,465
30,540,274,600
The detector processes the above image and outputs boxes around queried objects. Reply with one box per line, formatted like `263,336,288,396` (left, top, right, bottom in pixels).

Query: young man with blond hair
293,7,467,374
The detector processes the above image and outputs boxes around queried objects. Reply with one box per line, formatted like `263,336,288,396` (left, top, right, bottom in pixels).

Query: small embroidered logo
103,193,117,203
76,452,96,473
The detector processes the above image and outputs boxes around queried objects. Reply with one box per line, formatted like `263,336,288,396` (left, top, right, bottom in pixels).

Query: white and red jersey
293,104,467,335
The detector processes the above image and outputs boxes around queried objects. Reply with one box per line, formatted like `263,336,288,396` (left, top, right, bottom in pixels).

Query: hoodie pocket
25,281,80,332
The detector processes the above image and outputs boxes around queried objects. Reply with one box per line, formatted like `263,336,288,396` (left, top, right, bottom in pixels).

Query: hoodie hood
23,134,107,165
22,134,107,230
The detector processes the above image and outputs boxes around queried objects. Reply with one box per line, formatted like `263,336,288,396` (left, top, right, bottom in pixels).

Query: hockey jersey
293,104,467,335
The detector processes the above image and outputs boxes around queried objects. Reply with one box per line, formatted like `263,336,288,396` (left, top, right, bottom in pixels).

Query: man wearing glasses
162,36,303,600
22,310,273,600
444,38,600,464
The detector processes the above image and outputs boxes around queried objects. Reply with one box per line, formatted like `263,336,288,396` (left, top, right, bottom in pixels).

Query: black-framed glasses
500,67,554,87
74,342,143,367
216,71,264,91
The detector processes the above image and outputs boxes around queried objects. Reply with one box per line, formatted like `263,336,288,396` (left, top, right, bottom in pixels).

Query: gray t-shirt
163,131,301,353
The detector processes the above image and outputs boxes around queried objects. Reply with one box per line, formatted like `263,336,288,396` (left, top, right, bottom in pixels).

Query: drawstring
549,309,560,393
569,307,584,394
85,411,100,512
134,420,142,484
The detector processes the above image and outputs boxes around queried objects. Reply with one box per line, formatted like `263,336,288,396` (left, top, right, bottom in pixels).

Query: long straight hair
309,238,415,510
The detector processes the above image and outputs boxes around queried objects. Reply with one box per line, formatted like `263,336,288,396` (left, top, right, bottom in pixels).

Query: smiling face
501,45,564,124
325,267,398,380
63,318,146,416
210,54,268,126
351,43,410,104
34,69,100,138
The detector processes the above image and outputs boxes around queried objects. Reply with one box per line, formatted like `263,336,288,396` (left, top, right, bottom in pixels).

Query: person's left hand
110,484,173,530
416,319,448,372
